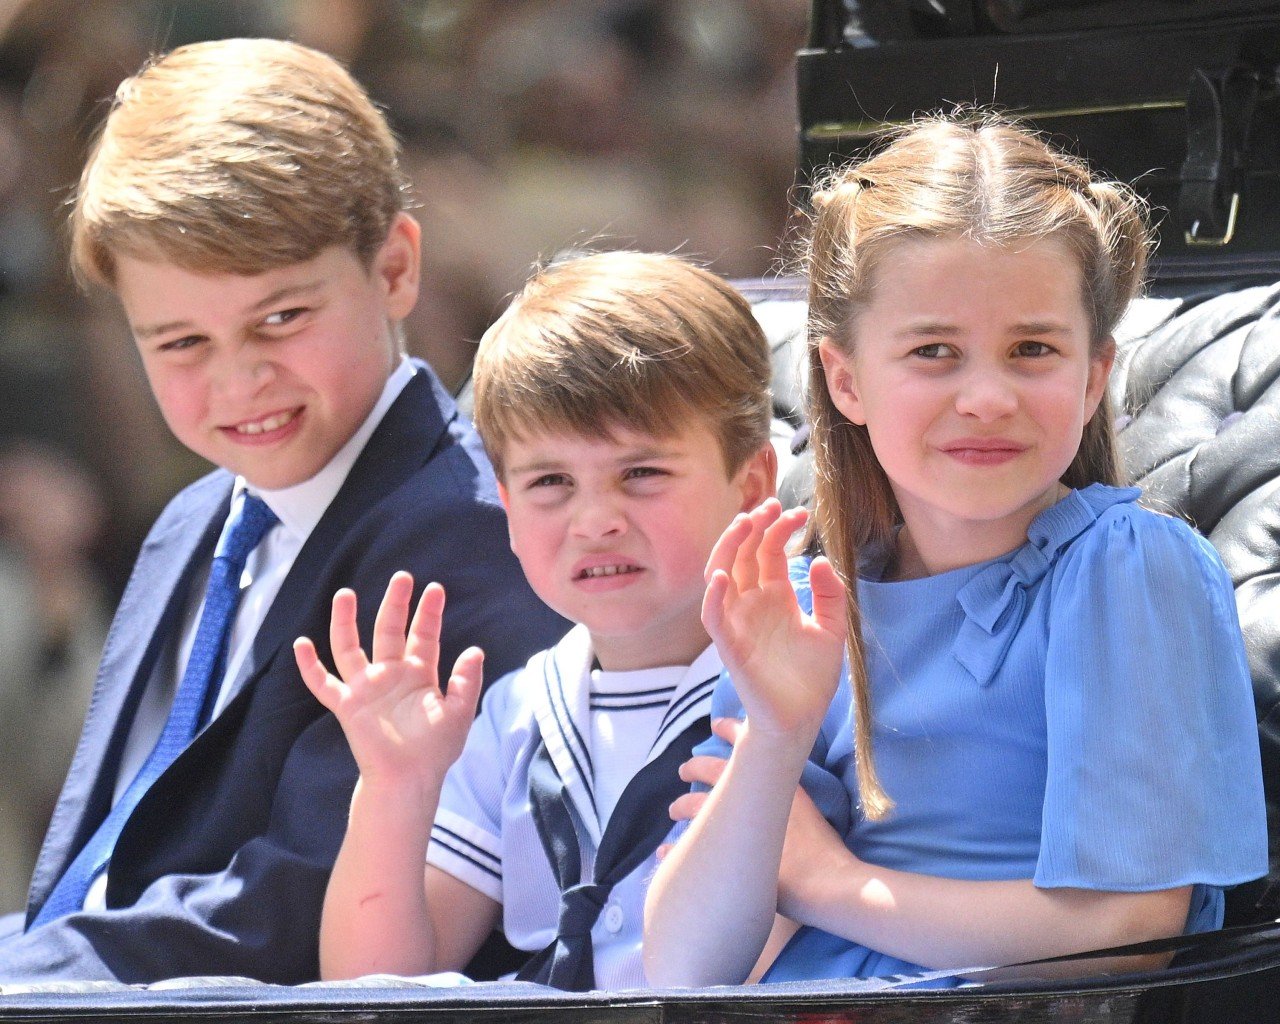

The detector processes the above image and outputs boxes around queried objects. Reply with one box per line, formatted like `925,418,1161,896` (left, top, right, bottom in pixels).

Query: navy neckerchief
517,712,711,991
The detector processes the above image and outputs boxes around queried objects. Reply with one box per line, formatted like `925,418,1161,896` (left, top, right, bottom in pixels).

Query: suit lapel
27,476,230,914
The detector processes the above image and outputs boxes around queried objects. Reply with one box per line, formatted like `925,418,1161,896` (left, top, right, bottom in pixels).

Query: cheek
505,514,555,572
146,368,205,436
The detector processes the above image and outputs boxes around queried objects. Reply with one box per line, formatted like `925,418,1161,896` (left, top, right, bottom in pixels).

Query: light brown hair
472,250,772,477
805,113,1151,817
70,37,408,288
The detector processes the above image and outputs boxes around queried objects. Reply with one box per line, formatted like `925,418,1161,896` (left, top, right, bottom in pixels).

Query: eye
910,342,955,360
624,466,666,480
1014,340,1056,358
261,307,308,329
528,473,571,489
156,334,205,354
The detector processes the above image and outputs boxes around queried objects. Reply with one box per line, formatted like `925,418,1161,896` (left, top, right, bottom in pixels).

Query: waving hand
702,499,847,738
293,572,483,788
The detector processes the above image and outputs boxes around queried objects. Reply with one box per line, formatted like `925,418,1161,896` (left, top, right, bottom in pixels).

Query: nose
569,492,627,541
953,366,1019,421
213,343,275,402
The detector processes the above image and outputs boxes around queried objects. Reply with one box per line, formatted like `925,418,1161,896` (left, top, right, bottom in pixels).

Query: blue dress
701,485,1268,984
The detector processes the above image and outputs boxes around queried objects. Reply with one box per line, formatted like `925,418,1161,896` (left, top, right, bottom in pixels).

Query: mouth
226,408,301,437
939,439,1027,465
575,564,643,581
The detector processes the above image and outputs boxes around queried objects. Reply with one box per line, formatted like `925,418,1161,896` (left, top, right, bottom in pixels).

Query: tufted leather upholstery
740,276,1280,925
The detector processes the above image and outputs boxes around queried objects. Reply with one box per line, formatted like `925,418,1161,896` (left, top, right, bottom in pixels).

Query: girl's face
820,234,1113,573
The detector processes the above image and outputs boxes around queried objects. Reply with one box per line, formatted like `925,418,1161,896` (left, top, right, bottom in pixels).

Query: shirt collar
234,356,417,541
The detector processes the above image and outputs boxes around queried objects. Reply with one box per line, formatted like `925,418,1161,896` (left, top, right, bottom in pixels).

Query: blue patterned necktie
32,493,279,927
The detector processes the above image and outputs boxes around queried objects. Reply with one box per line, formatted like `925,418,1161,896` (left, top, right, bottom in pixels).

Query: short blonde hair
70,37,409,288
472,251,772,478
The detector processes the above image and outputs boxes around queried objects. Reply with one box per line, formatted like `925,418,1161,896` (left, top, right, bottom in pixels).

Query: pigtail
1061,179,1151,490
805,172,897,820
1086,180,1152,334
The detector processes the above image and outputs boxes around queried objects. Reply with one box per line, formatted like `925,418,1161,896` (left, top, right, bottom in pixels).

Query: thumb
807,556,848,638
445,646,485,715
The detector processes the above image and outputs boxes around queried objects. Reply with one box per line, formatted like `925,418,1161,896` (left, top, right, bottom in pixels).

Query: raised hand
293,572,483,788
701,500,847,739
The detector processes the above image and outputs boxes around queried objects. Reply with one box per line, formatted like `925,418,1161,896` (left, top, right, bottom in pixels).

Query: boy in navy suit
0,37,564,984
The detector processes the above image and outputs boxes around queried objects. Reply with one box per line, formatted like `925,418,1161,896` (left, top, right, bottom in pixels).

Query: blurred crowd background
0,0,810,911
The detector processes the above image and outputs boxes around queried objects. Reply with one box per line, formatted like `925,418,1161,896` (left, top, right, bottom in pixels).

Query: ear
375,212,422,321
818,336,866,426
733,443,778,512
1084,337,1116,420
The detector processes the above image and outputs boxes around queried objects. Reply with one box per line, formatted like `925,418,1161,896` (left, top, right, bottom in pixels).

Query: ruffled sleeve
692,557,853,837
1036,501,1267,917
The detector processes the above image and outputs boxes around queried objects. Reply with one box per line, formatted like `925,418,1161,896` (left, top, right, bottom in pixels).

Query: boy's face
113,214,421,490
499,419,775,672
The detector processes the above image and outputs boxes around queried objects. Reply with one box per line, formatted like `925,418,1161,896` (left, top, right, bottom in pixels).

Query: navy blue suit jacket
0,364,567,983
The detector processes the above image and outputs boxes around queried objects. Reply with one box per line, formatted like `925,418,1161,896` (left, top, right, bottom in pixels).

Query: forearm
320,775,441,979
784,848,1192,971
644,726,812,987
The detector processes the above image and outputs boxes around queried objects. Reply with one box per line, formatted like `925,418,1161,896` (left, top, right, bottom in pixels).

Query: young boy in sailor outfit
294,251,778,990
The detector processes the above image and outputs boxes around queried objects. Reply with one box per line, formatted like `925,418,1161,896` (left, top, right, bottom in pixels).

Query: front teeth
582,565,638,578
237,410,296,435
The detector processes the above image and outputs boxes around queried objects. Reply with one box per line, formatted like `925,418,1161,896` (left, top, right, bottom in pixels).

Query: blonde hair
805,113,1151,818
70,37,408,287
473,250,772,477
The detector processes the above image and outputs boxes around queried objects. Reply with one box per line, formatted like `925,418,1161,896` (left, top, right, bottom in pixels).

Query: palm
703,502,846,736
294,573,484,786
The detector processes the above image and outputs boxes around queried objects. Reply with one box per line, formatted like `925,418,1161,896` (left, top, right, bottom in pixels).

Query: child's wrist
352,770,445,821
733,722,817,781
736,708,826,757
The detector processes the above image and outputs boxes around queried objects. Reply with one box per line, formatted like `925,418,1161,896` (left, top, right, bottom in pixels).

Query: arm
294,572,497,979
644,500,847,987
775,779,1191,972
674,716,1190,979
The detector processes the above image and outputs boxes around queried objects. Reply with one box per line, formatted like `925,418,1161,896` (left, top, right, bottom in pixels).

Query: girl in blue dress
643,115,1268,987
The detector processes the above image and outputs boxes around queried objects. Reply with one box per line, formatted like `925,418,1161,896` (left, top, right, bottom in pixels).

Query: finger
405,582,447,670
329,588,369,682
700,569,733,646
710,717,746,746
371,571,414,664
807,556,849,638
677,755,728,787
757,507,809,586
293,636,343,711
668,791,708,822
444,646,485,717
731,500,779,593
704,513,752,584
655,842,673,861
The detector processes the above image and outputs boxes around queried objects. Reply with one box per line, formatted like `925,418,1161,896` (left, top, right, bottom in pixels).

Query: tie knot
557,882,609,938
217,493,279,568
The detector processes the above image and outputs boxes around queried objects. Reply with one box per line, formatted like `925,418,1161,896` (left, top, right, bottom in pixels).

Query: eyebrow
132,279,324,340
894,320,1074,339
506,445,686,476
